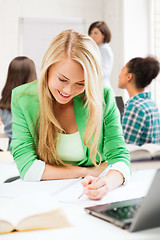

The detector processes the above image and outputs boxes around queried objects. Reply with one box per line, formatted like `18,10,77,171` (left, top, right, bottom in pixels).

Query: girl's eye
76,82,85,86
59,78,67,82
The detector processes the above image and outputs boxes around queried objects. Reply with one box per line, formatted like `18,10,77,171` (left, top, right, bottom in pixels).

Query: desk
0,204,160,240
0,169,160,240
131,160,160,171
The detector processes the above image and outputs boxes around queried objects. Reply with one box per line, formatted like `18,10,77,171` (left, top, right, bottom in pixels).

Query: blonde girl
11,30,130,200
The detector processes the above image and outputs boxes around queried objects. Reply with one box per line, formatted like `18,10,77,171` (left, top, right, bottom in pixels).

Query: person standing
88,21,114,87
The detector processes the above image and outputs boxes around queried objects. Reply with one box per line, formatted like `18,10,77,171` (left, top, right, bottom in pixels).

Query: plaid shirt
121,92,160,146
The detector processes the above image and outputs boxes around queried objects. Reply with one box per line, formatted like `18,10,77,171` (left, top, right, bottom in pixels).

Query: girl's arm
41,161,108,180
11,84,40,180
80,88,131,200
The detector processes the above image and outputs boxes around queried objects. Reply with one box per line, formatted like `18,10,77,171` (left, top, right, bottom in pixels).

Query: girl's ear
127,73,133,82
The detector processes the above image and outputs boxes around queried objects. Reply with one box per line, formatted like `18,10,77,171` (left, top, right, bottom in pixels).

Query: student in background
11,29,130,200
0,118,3,151
0,56,37,150
88,21,114,88
118,56,160,146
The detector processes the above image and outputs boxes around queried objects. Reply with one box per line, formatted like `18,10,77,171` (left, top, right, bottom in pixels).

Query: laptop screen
115,96,124,114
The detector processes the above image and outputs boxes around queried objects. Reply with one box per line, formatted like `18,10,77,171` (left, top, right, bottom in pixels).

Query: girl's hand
81,170,124,200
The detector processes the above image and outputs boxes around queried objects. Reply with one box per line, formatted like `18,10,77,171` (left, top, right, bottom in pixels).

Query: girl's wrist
105,170,124,191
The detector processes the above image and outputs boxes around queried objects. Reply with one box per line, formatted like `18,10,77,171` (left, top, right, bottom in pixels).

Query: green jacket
11,80,130,179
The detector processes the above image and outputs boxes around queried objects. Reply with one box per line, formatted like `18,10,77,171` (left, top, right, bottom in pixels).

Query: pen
78,165,112,199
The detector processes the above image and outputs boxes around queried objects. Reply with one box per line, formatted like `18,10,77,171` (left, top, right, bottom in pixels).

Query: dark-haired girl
118,56,160,146
0,56,37,150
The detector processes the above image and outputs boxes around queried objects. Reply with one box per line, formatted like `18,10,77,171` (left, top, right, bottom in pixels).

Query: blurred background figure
0,56,37,150
118,56,160,146
88,21,114,88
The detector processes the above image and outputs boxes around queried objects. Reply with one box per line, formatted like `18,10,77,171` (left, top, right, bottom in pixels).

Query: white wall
123,0,154,62
0,0,104,95
103,0,125,97
104,0,154,101
154,0,160,109
123,0,154,102
0,0,154,101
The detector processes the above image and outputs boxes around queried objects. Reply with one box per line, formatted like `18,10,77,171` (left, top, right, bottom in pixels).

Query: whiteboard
18,17,86,76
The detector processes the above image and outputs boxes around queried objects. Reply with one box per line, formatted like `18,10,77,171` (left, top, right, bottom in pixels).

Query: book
127,144,160,162
0,192,71,234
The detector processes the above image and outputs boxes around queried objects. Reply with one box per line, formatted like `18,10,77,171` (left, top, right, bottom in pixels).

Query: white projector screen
18,17,86,77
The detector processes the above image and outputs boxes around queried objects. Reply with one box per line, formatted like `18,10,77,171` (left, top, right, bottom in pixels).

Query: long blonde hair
38,29,103,166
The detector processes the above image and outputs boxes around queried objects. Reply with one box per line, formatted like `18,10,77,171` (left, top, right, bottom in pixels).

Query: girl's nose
63,84,73,95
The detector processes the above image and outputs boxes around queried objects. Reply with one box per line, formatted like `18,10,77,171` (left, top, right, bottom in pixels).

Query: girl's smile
58,90,71,98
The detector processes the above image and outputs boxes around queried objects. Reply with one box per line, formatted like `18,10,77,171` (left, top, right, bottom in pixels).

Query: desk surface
0,169,160,240
0,152,160,239
0,204,160,240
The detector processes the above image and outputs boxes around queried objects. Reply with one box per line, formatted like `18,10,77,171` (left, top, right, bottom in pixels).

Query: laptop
85,169,160,232
115,96,124,114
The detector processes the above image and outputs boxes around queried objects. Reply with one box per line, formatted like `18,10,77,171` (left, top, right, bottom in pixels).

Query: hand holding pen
78,165,113,200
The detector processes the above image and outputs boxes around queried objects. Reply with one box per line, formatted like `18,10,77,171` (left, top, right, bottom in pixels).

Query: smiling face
89,27,104,46
48,58,85,105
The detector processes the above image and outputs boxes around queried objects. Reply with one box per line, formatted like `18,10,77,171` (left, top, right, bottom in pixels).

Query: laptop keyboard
105,204,140,220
